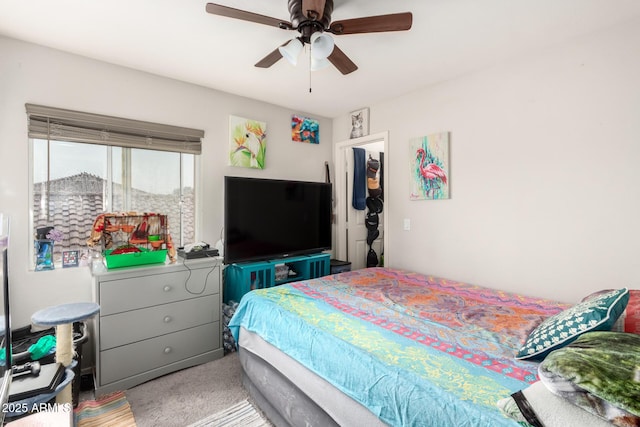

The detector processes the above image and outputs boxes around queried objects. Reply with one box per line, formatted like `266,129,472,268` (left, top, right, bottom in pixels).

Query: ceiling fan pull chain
309,47,312,93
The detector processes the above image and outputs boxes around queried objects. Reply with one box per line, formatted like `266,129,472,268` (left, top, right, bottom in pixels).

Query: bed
228,267,636,426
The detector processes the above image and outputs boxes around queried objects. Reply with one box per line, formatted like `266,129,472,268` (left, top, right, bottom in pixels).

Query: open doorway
334,131,389,270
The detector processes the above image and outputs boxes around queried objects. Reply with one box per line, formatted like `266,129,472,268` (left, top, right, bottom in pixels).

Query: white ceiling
2,0,640,119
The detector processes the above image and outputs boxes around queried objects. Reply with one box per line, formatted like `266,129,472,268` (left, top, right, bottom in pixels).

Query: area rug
187,399,270,427
74,391,137,426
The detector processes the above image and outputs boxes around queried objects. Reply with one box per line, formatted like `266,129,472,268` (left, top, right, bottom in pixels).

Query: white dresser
91,257,223,396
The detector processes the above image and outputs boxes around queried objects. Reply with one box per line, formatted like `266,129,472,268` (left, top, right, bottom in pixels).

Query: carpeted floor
124,352,252,427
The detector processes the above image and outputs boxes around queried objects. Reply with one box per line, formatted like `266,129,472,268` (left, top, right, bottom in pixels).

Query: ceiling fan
205,0,412,75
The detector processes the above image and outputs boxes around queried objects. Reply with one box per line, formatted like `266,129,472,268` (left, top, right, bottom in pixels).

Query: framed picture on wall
228,115,267,169
62,250,79,268
349,107,369,139
410,132,450,200
291,114,320,144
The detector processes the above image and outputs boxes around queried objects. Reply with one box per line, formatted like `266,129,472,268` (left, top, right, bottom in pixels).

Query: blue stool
31,302,100,405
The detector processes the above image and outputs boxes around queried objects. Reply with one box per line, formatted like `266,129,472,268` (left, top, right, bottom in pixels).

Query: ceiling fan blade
205,3,292,29
327,45,358,75
255,46,284,68
329,12,412,35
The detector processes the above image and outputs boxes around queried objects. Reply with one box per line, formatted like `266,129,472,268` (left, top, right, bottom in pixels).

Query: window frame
26,104,203,270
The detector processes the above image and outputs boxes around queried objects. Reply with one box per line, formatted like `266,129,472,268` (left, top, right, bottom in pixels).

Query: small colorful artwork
229,115,267,169
291,115,319,144
62,250,79,268
410,132,450,200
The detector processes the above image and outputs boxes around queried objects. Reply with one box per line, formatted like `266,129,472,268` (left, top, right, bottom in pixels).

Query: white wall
0,36,332,327
4,16,640,327
333,18,640,304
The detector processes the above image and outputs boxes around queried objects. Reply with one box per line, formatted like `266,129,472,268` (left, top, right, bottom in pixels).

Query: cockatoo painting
410,132,450,200
229,115,267,169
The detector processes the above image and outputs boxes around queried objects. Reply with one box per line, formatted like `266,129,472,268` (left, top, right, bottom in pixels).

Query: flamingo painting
410,133,450,200
229,115,267,169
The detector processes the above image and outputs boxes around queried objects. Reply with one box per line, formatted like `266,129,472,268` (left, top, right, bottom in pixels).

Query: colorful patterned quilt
228,267,569,426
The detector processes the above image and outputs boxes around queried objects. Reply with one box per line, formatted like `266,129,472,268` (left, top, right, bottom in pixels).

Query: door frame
333,131,389,266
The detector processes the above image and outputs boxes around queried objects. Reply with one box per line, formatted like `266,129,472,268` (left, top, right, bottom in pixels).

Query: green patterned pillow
539,331,640,422
516,288,629,361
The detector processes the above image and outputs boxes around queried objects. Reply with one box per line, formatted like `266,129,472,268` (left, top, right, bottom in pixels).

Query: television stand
223,253,330,303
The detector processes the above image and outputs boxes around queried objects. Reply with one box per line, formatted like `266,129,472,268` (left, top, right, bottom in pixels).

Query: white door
334,132,388,271
345,148,384,270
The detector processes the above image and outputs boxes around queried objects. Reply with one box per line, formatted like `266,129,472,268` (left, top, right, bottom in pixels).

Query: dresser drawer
99,265,220,315
99,322,220,385
100,294,220,350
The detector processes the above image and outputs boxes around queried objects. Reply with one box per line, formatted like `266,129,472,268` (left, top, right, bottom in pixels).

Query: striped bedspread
229,267,569,426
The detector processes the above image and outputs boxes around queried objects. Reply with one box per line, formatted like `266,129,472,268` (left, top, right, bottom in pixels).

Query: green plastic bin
103,247,167,269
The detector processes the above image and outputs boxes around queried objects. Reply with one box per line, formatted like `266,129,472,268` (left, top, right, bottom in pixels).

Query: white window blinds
26,103,203,154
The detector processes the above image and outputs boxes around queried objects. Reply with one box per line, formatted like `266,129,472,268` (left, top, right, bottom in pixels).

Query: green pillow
539,331,640,421
516,288,629,361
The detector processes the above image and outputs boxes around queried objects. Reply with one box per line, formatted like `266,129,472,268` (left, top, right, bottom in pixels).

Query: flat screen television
224,176,332,264
0,215,12,424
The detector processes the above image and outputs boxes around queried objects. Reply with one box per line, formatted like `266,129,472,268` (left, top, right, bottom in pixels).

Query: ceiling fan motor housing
288,0,333,42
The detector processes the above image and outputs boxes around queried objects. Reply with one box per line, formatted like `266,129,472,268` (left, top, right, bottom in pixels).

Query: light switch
403,218,411,231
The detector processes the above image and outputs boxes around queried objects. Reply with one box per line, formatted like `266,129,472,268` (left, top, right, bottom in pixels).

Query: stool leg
55,323,74,405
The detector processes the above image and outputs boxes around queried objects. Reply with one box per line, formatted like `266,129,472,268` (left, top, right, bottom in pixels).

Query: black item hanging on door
366,154,383,267
366,155,382,198
367,247,378,268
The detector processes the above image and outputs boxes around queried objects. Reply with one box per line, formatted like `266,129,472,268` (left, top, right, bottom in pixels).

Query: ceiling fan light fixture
278,38,304,65
309,31,334,60
310,56,331,71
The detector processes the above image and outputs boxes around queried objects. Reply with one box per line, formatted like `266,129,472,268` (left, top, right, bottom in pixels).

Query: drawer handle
163,285,172,292
164,346,172,354
163,316,172,323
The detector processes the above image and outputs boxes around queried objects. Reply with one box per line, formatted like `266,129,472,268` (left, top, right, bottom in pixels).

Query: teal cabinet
223,253,330,303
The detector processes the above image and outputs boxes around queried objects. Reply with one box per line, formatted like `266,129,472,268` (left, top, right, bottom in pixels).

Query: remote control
11,361,41,378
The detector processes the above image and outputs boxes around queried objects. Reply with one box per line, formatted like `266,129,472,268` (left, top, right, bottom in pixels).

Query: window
27,104,203,267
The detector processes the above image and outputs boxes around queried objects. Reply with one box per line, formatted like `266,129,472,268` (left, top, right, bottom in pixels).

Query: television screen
224,176,332,264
